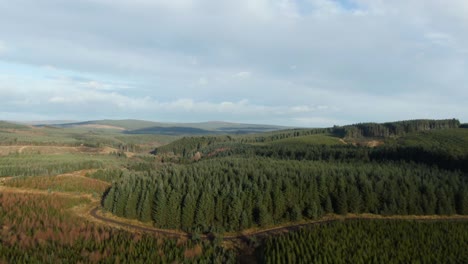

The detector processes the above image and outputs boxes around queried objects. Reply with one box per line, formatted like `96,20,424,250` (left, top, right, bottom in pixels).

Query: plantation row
0,193,236,263
103,157,468,233
257,220,468,263
206,143,468,173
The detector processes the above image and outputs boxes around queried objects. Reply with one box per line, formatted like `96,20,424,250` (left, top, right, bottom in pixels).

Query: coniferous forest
258,220,468,263
1,118,468,263
103,158,467,232
3,0,468,262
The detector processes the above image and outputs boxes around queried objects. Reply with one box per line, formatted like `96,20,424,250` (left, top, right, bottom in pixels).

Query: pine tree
152,187,167,228
181,193,196,231
103,186,115,212
139,190,152,222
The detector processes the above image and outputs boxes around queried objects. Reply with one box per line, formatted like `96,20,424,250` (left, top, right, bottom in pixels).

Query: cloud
234,71,251,79
0,1,467,125
0,40,7,54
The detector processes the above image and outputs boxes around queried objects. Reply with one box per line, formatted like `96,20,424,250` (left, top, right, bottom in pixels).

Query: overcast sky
0,0,467,127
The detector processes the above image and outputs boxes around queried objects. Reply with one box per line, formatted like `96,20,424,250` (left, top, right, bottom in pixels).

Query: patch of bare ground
0,177,13,185
184,244,203,259
344,139,385,148
365,140,384,147
56,169,98,178
90,208,189,237
207,147,230,157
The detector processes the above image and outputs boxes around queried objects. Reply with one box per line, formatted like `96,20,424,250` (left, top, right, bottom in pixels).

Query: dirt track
89,206,468,242
2,172,468,242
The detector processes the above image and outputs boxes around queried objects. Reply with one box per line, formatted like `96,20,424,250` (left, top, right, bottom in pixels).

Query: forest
1,118,468,262
103,157,468,232
258,220,468,263
104,119,468,234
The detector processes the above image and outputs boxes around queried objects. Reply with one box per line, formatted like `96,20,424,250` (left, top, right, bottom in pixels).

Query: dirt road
89,206,468,242
2,171,467,242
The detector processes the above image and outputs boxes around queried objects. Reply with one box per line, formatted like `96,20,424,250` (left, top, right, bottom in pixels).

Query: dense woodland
258,220,468,263
103,157,468,232
104,120,468,234
334,118,460,138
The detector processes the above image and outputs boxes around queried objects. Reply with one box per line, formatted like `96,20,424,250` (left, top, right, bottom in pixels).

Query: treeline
153,119,461,157
102,158,468,233
202,143,468,173
333,118,460,138
153,136,232,157
257,220,468,263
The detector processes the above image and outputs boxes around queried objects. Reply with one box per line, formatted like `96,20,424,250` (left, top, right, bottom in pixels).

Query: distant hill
153,118,464,157
39,119,287,135
0,121,31,130
42,119,159,130
126,126,214,135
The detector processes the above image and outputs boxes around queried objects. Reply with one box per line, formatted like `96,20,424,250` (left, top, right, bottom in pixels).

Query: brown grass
0,193,107,249
184,244,203,258
5,170,110,194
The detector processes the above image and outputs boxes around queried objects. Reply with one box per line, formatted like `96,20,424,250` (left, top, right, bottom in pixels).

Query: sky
0,0,467,127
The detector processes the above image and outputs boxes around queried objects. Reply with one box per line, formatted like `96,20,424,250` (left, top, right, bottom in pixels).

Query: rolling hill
41,119,287,135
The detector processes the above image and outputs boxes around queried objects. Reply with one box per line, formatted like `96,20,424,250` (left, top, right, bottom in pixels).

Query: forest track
89,206,468,242
3,170,468,242
90,207,190,239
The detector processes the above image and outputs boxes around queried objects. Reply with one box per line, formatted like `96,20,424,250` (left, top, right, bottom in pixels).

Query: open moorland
1,118,468,263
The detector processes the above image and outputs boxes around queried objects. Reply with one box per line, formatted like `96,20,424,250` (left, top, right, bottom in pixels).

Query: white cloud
293,117,350,127
0,1,467,125
198,77,208,86
425,32,454,45
0,40,7,54
234,71,252,79
49,96,66,103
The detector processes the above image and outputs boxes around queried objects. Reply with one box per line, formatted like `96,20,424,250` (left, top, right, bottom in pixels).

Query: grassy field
5,172,110,195
0,123,179,150
0,153,125,177
387,128,468,155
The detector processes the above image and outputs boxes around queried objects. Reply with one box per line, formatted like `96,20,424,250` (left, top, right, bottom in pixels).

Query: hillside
153,118,463,158
45,119,159,130
0,121,31,130
105,118,468,236
1,117,468,263
45,119,286,135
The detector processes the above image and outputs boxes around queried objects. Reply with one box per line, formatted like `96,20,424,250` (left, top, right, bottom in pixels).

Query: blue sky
0,0,467,127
